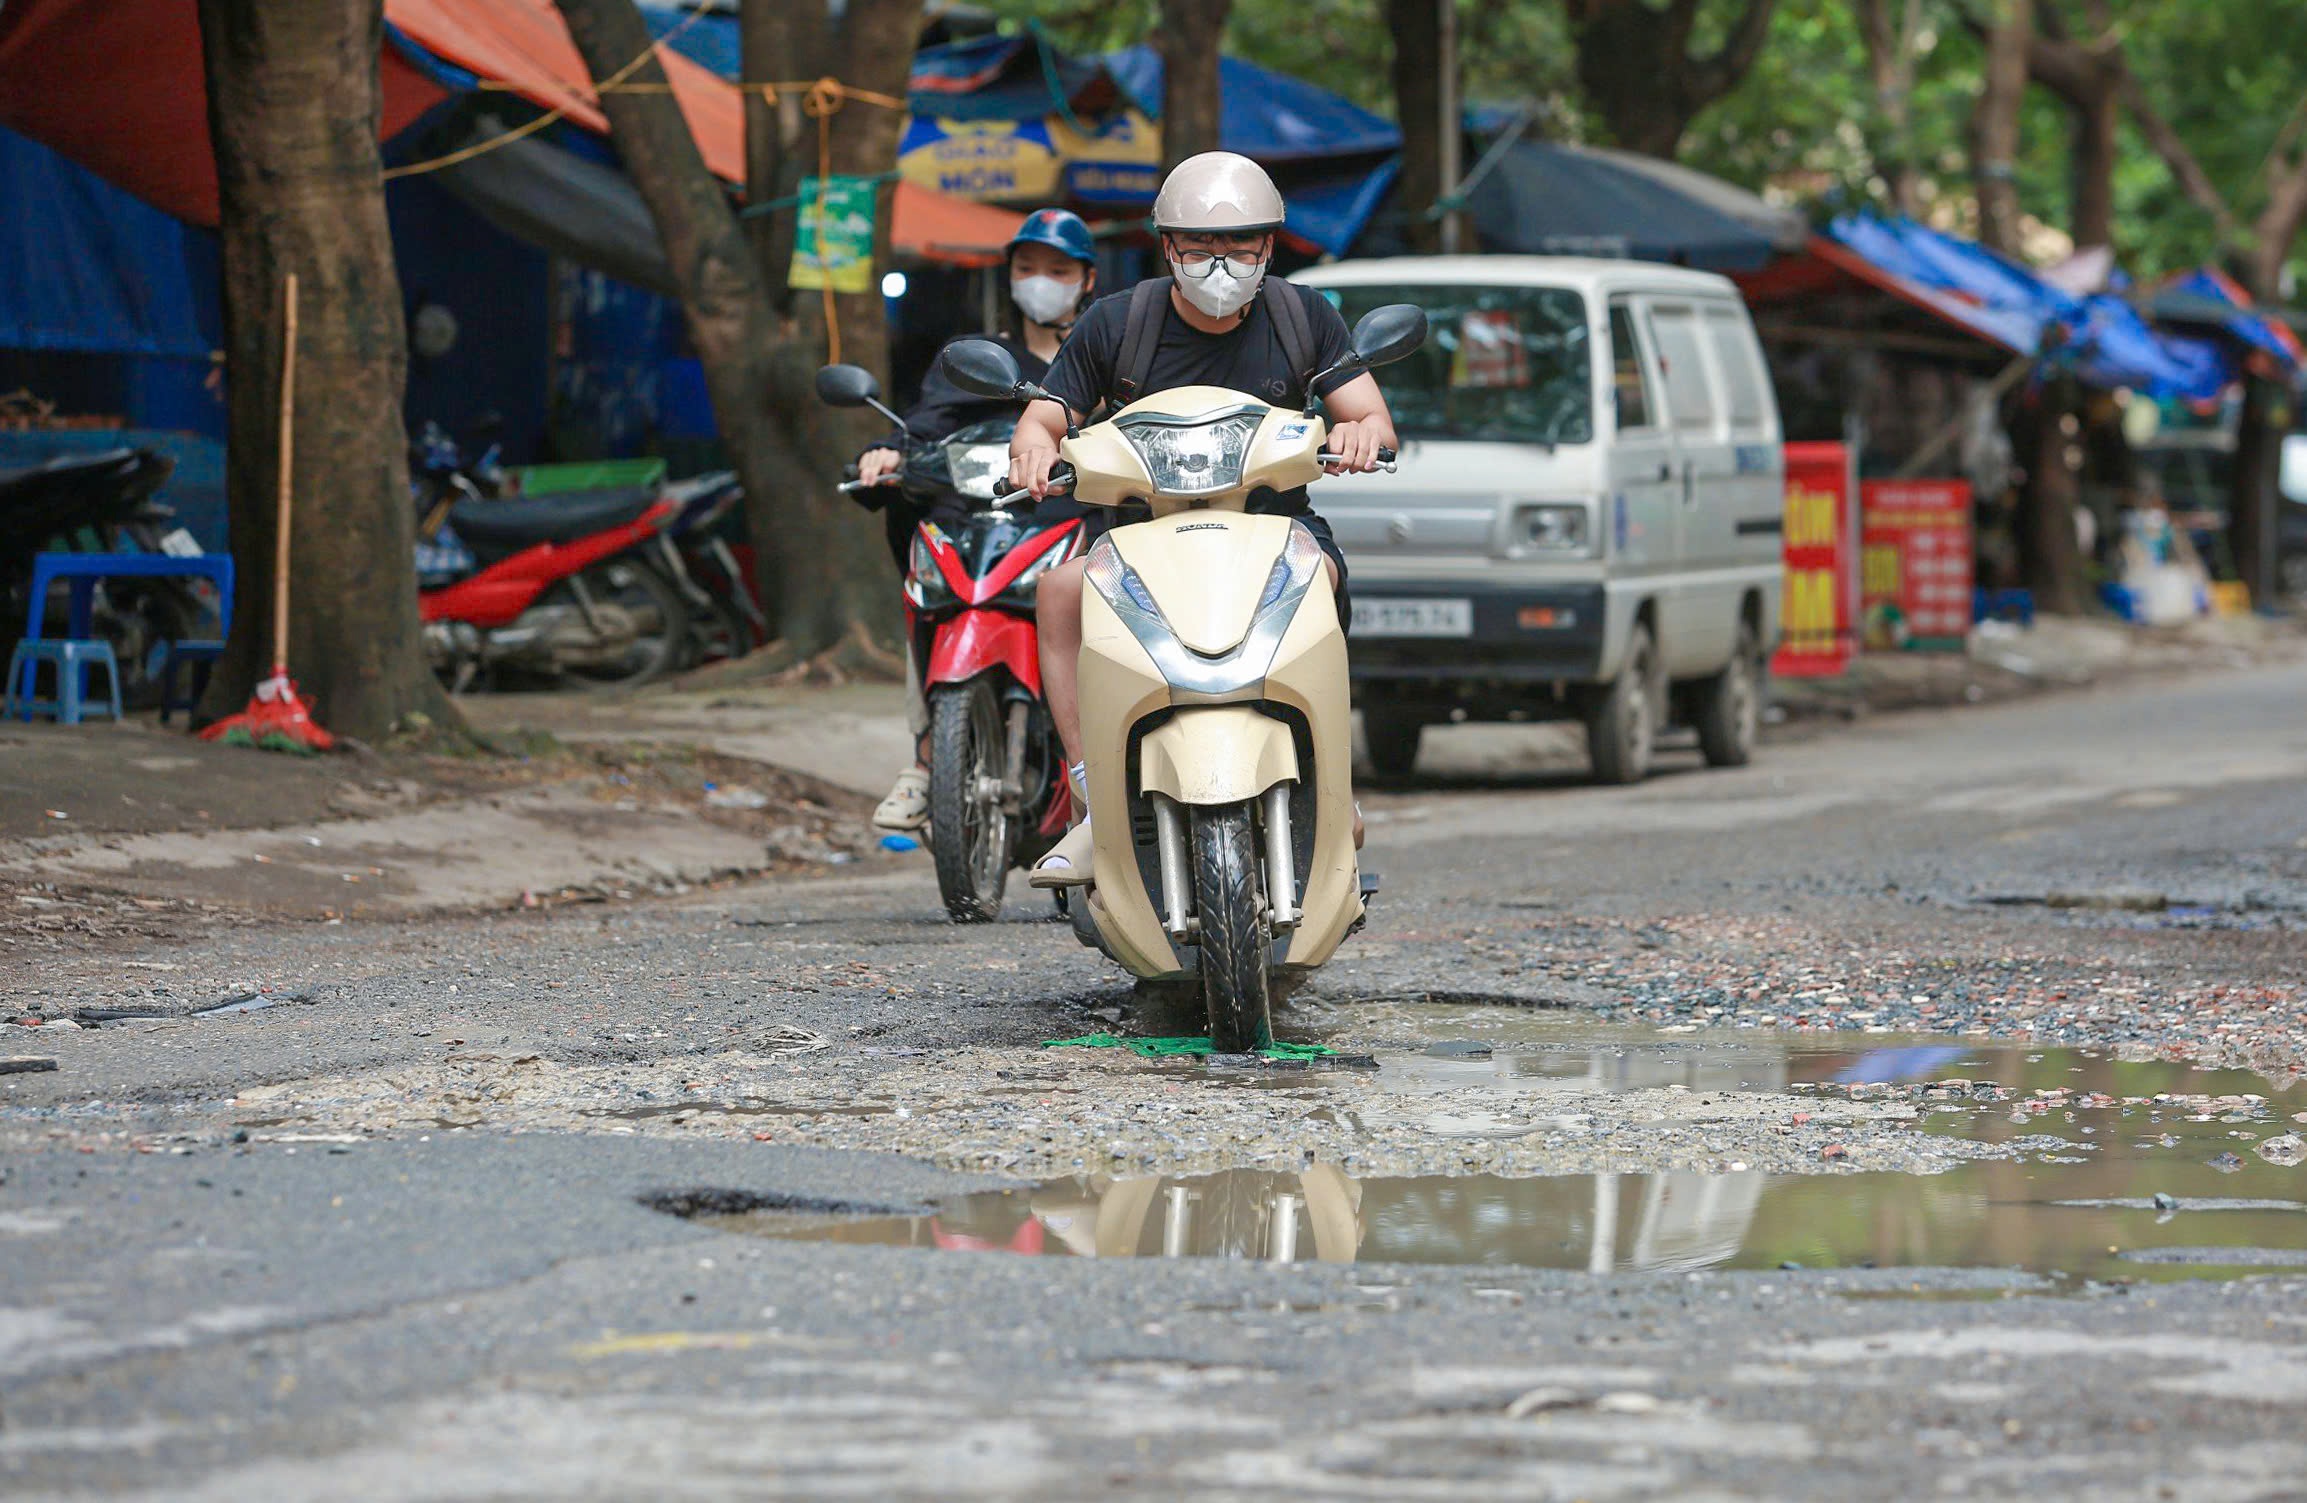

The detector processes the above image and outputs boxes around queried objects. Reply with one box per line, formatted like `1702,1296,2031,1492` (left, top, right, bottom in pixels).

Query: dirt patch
0,724,875,924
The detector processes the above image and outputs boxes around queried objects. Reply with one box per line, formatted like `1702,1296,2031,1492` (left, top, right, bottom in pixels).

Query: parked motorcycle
0,446,215,705
816,365,1084,922
936,303,1427,1047
658,471,767,664
417,482,689,692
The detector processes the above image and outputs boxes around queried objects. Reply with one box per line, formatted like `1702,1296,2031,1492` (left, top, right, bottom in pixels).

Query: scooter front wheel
928,679,1013,923
1192,804,1273,1052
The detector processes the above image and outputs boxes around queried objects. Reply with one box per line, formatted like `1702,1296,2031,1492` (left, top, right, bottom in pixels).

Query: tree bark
194,0,458,740
1560,0,1778,158
2230,149,2307,605
1159,0,1232,170
555,0,901,662
1387,0,1445,254
739,0,811,308
1854,0,1923,215
2015,1,2122,251
1970,0,2031,255
2016,377,2086,615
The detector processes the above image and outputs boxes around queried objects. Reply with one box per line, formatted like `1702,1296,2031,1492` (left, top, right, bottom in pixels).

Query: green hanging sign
789,174,877,295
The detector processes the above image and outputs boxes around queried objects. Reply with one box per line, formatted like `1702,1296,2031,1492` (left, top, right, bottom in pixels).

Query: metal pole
1437,0,1462,254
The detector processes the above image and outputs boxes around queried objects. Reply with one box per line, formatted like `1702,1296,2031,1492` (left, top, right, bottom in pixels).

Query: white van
1292,256,1785,783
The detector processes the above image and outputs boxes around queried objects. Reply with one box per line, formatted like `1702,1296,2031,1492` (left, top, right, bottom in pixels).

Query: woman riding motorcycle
856,207,1099,832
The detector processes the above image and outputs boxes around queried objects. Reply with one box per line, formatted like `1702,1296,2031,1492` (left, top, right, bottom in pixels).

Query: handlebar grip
1376,446,1397,464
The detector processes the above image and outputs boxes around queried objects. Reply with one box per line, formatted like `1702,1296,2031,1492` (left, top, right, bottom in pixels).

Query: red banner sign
1860,480,1973,651
1772,442,1856,678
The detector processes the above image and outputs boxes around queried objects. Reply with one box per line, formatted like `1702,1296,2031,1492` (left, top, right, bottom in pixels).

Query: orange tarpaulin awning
0,0,1021,263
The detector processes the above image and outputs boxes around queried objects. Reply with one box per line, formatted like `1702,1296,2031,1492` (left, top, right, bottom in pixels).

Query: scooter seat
447,487,658,552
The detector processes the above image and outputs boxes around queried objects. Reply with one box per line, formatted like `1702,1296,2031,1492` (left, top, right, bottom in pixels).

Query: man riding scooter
1005,153,1398,885
854,208,1100,832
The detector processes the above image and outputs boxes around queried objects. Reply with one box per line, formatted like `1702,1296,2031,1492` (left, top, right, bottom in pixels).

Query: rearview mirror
814,364,881,408
1349,304,1429,369
940,338,1027,400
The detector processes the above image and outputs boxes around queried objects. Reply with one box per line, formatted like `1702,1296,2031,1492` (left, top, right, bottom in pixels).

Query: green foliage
980,0,2307,281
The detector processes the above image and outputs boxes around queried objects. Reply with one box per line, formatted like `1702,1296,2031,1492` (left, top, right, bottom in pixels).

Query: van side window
1607,304,1653,432
1702,304,1767,429
1647,304,1717,433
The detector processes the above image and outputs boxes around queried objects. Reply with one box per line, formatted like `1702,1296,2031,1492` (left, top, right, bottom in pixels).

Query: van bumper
1348,581,1608,682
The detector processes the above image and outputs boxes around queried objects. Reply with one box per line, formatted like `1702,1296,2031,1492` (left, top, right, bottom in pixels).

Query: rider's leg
1039,557,1087,766
874,639,933,830
1030,558,1094,885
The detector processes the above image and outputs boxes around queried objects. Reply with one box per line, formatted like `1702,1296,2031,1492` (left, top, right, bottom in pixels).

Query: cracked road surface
4,664,2306,1500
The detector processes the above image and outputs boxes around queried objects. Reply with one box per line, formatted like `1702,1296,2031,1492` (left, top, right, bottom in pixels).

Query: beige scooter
938,304,1427,1050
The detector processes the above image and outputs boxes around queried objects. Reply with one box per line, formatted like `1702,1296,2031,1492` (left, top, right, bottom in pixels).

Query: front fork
1149,784,1300,944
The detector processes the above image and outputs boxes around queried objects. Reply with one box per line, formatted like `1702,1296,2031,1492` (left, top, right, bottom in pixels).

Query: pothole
655,1044,2307,1283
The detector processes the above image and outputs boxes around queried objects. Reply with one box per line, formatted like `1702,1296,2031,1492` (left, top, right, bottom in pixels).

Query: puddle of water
193,994,276,1017
580,1100,895,1122
684,1042,2307,1283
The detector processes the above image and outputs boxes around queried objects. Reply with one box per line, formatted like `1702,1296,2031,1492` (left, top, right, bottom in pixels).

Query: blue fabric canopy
1824,216,2234,400
0,124,218,359
2151,268,2304,381
1450,140,1784,272
1098,45,1401,164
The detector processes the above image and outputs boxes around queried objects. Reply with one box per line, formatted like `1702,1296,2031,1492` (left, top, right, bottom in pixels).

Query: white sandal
872,767,930,831
1028,818,1095,889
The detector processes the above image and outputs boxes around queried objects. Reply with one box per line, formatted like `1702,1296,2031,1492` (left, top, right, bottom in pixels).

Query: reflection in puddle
692,1046,2307,1283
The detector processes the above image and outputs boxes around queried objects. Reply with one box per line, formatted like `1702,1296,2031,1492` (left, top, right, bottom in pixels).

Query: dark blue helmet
1007,207,1096,265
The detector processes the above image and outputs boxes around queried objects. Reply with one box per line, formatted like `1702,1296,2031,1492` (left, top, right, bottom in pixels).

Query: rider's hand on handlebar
858,446,903,486
1324,419,1385,474
1009,437,1062,501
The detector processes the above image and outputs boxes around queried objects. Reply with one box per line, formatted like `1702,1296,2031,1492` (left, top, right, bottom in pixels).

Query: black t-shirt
1041,281,1355,515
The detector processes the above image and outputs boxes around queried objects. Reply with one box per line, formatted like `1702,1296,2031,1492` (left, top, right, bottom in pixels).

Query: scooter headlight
1116,408,1263,497
944,442,1012,503
907,525,956,610
996,527,1083,610
1085,538,1167,633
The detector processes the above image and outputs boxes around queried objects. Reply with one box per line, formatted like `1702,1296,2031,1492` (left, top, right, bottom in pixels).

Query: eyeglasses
1169,236,1267,270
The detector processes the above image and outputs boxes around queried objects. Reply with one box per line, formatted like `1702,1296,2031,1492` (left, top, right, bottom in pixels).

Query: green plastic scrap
1042,1032,1337,1062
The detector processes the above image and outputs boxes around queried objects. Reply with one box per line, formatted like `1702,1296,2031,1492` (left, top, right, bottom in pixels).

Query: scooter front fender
1136,706,1298,806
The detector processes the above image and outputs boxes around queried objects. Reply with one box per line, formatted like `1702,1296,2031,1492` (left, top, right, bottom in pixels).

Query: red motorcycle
820,365,1081,922
417,484,689,692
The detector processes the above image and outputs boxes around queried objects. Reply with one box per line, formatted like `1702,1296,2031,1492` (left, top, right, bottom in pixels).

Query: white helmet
1152,151,1285,234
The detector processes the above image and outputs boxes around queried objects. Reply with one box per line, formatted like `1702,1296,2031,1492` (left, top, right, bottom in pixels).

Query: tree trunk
1854,0,1923,215
1158,0,1232,170
1387,0,1444,254
1971,0,2030,255
194,0,458,741
2231,160,2307,604
1562,0,1778,158
2016,378,2085,615
555,0,903,663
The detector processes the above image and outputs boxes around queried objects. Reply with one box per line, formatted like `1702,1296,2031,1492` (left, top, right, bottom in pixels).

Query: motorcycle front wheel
928,678,1013,923
1192,803,1273,1052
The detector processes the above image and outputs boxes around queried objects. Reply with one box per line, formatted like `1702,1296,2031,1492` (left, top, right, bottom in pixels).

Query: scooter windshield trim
1084,522,1322,702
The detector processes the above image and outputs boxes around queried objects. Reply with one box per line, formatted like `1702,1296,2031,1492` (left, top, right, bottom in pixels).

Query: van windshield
1324,284,1592,446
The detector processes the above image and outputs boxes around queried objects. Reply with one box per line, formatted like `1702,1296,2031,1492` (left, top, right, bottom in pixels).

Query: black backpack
1110,276,1319,410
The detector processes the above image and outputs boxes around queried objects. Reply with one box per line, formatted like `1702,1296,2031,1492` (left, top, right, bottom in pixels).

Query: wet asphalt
4,663,2307,1499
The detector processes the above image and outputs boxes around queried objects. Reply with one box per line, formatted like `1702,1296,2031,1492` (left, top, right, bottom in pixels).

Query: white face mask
1171,254,1264,318
1011,275,1080,327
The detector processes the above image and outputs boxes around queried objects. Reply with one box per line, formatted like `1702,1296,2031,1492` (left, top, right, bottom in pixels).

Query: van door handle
1681,461,1696,502
1655,462,1672,483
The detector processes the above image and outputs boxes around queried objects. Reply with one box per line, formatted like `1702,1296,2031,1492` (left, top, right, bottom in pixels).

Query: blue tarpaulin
1823,216,2235,400
0,124,218,359
1098,45,1401,164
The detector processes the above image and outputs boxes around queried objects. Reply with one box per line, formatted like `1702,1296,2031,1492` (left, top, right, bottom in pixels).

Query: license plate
1352,597,1472,638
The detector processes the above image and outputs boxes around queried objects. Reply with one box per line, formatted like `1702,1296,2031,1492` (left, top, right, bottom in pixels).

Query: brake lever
1320,451,1399,475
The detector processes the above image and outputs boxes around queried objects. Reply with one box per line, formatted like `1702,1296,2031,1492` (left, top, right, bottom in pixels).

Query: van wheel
1361,705,1423,783
1586,622,1657,785
1692,619,1763,768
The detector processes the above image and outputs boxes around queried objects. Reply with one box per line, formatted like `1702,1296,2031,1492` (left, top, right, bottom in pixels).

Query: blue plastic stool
157,639,225,725
5,638,124,724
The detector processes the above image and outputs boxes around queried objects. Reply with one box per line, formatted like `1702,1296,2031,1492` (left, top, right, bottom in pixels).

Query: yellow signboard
897,117,1061,203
